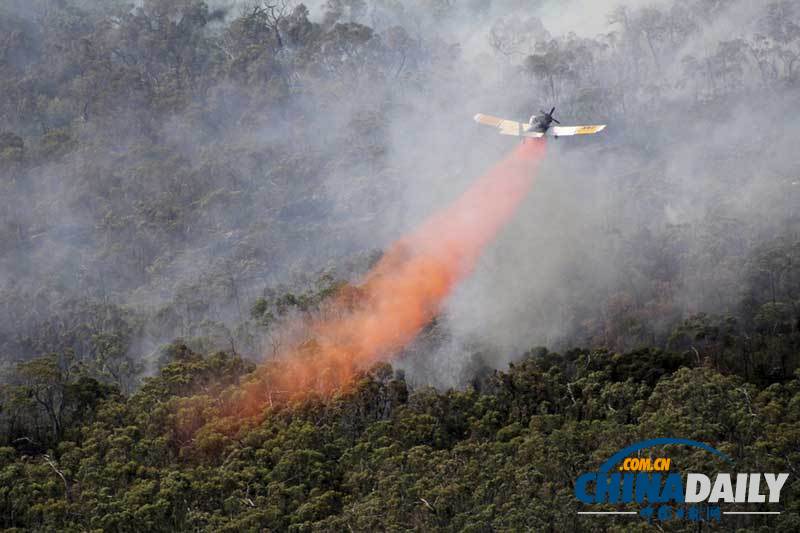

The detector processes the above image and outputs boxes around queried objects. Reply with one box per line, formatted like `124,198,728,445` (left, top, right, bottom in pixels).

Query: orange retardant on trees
237,140,546,413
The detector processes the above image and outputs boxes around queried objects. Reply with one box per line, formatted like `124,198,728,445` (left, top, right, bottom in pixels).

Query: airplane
473,107,605,141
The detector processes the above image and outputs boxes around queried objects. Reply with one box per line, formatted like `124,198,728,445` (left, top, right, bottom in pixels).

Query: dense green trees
2,343,800,530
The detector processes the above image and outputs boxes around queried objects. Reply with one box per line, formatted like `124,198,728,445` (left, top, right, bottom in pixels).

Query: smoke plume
237,140,545,410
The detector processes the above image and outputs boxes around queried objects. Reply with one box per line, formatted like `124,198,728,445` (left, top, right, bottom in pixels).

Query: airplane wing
548,125,606,136
474,113,544,138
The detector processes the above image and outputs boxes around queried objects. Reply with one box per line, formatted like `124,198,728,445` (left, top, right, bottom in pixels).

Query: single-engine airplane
474,107,605,140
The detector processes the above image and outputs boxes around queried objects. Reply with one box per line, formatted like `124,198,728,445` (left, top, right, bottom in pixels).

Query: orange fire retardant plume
237,140,546,413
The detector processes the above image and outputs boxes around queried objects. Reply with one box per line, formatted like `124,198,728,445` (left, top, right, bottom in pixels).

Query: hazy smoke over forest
1,0,799,392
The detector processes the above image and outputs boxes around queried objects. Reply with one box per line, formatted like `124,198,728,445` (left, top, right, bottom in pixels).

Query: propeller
540,107,561,124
